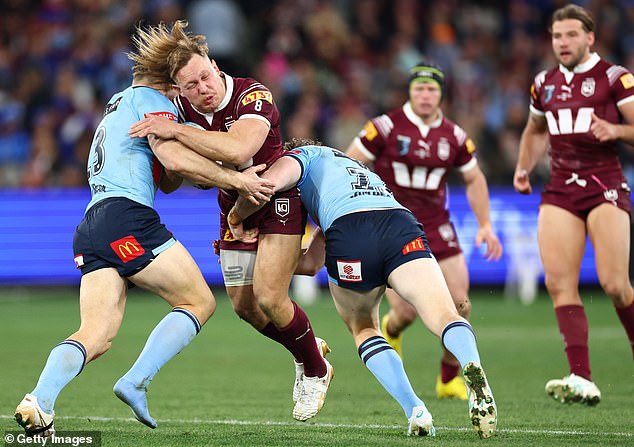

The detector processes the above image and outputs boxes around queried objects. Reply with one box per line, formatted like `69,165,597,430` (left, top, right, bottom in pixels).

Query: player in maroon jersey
514,4,634,406
127,21,331,421
346,60,502,400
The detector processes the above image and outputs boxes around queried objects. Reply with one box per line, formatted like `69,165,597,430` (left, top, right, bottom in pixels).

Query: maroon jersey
355,102,477,227
530,53,633,217
174,74,305,250
530,53,634,175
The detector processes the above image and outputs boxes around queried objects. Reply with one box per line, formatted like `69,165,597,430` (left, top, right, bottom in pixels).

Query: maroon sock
279,301,326,377
615,301,634,360
555,305,591,380
441,360,460,384
259,322,301,363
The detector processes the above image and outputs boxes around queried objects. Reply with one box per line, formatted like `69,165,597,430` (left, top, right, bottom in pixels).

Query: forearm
465,175,493,229
612,124,634,146
516,128,549,174
173,126,247,166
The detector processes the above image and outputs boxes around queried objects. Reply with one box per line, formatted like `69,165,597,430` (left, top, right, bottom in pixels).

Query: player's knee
600,277,631,306
232,300,260,324
454,297,471,318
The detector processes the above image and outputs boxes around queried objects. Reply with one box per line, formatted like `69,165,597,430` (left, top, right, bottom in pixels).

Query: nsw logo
337,260,362,282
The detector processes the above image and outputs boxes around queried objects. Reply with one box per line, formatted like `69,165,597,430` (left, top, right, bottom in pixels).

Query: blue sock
31,340,87,414
120,308,201,386
358,336,423,416
441,321,481,367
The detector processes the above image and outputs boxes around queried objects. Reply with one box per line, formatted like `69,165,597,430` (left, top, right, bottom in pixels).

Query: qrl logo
110,235,145,263
275,198,290,217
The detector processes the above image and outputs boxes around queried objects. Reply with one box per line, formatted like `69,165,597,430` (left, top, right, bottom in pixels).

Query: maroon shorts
541,169,631,220
421,218,462,261
218,187,307,251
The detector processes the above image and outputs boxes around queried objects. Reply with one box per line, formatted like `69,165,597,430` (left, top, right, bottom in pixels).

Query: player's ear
587,31,595,47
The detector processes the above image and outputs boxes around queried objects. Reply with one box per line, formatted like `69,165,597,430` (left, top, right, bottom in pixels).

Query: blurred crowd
2,0,634,188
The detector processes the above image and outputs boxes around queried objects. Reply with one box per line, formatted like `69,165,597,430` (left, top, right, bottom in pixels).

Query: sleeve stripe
607,65,629,86
373,114,393,138
457,157,477,173
529,104,545,116
617,95,634,107
238,113,271,127
353,137,376,161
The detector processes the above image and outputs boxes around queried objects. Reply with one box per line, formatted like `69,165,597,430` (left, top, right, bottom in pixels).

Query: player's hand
129,115,180,139
236,164,275,205
475,225,503,261
227,220,259,243
590,112,618,142
513,168,532,194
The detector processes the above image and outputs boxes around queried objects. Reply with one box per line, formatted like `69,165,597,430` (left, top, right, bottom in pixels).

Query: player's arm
590,101,634,145
461,164,502,261
130,115,270,166
295,227,326,276
514,112,549,194
149,135,274,204
344,139,374,165
158,168,183,194
227,156,302,242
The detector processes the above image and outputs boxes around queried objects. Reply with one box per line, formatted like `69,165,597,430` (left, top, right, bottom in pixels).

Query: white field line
1,415,632,437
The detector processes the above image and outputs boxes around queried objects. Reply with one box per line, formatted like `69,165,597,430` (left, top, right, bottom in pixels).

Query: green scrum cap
409,60,445,95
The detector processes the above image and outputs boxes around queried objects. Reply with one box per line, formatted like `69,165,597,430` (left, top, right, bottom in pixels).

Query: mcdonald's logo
401,237,427,255
110,235,145,263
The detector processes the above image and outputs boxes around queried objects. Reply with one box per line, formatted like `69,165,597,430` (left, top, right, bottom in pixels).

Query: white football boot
407,405,436,437
463,362,497,439
545,374,601,406
292,358,334,421
15,394,55,437
293,337,331,403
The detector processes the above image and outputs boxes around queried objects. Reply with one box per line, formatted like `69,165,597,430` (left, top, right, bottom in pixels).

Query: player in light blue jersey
14,24,274,437
226,139,498,439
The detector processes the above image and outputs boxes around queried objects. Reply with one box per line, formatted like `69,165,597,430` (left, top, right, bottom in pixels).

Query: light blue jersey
285,145,405,230
85,86,178,212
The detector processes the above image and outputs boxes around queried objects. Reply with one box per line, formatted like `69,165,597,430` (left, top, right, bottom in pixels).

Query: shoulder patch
241,90,272,106
465,138,476,153
620,73,634,89
362,121,378,141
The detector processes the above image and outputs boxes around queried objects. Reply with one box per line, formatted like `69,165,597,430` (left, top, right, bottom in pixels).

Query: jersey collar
215,73,233,112
403,101,443,137
559,52,600,76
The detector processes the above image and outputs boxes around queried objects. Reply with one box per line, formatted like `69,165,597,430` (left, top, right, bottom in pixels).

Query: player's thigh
587,204,631,290
537,205,586,287
384,287,417,321
438,253,470,308
130,241,214,311
388,258,459,336
329,282,384,337
253,233,302,296
77,267,127,343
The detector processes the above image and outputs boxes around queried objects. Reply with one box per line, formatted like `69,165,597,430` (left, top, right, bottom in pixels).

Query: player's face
409,81,441,121
173,55,226,112
551,19,594,70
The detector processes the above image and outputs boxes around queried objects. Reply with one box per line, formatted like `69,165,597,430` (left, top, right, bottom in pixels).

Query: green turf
1,287,632,446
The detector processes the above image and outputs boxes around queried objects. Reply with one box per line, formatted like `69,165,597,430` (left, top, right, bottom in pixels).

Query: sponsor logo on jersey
581,78,595,97
223,229,236,241
73,254,84,269
397,135,411,155
110,235,145,263
437,137,450,160
620,73,634,89
414,140,430,159
604,188,618,202
465,138,476,154
544,85,555,103
402,237,427,255
556,85,573,102
104,96,122,116
530,83,538,101
144,112,177,121
438,223,455,242
275,198,290,217
362,121,378,141
241,90,272,106
337,260,362,282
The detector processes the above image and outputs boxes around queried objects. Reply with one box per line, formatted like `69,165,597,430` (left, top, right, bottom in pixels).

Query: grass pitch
1,286,632,446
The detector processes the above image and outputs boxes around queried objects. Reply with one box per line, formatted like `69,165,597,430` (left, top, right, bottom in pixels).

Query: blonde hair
127,20,209,87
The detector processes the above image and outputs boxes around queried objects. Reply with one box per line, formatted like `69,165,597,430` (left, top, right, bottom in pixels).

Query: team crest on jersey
241,90,272,106
337,260,362,282
397,135,411,155
581,78,595,97
275,198,290,217
544,85,555,103
437,138,450,161
620,73,634,89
